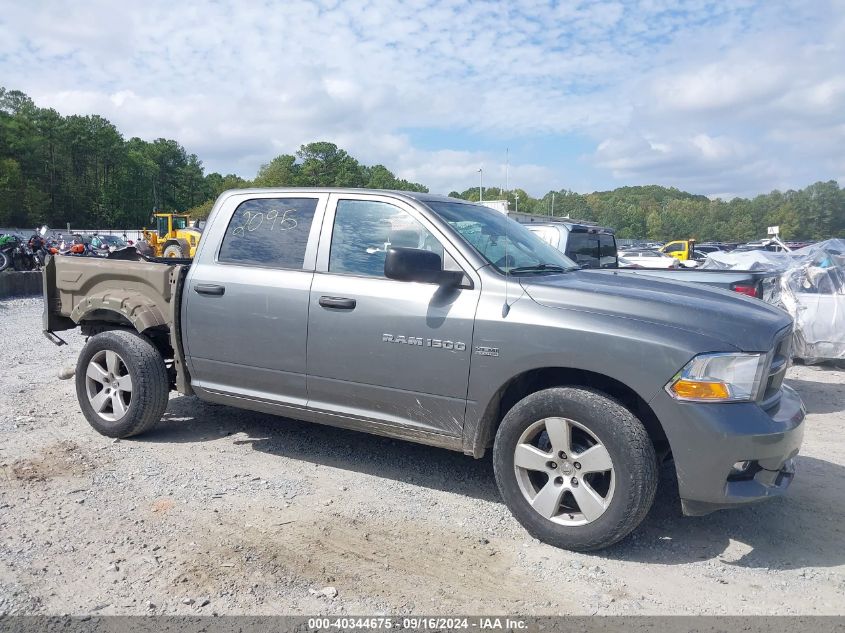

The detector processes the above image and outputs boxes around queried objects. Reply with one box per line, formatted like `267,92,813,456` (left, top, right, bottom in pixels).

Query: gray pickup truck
42,188,805,551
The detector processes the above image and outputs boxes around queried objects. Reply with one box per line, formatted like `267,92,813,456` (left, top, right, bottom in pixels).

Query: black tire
493,387,658,551
75,330,169,438
162,244,183,258
0,251,9,272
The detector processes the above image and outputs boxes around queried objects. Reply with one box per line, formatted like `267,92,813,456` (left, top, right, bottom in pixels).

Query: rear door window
218,197,318,269
565,232,617,269
599,234,618,268
566,232,599,268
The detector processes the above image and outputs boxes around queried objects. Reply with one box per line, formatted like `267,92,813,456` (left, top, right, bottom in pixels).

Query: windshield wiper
507,264,571,275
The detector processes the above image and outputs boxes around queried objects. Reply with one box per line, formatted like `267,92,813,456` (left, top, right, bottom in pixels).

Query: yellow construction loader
141,213,202,258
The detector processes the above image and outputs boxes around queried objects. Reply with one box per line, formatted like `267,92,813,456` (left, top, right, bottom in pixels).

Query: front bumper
649,384,805,516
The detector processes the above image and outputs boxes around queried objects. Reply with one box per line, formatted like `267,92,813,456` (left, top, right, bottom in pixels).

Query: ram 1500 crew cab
42,188,805,550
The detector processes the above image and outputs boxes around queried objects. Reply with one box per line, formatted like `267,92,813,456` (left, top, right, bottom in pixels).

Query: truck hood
520,270,792,352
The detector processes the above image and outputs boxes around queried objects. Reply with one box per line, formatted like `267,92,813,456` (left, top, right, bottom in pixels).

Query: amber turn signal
670,379,731,400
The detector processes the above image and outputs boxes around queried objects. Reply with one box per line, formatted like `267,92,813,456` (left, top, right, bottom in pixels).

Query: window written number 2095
232,208,298,237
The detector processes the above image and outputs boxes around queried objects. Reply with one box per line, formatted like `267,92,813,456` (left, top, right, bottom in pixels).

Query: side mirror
384,247,462,286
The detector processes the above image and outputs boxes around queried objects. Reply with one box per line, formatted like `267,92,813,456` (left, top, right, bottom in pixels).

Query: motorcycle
27,226,50,268
0,234,38,272
62,235,101,257
0,234,17,271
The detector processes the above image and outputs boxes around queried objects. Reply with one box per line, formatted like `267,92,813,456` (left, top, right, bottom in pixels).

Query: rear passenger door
183,192,328,406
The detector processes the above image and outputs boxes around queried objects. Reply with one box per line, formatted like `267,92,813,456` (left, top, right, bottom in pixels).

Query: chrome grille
761,329,792,408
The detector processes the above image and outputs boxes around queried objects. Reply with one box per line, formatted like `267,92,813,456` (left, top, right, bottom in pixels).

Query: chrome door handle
194,284,225,296
319,296,356,310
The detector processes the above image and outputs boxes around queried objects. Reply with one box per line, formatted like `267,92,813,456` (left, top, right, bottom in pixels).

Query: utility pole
551,192,555,217
515,191,519,214
478,168,483,202
505,149,509,208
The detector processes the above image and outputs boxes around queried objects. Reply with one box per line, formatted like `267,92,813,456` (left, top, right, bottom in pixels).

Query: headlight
666,353,766,402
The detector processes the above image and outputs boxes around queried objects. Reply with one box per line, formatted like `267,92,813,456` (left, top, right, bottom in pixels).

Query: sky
1,0,843,199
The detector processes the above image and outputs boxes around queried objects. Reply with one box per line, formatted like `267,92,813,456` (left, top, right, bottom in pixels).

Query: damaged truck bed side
42,187,805,552
43,255,193,395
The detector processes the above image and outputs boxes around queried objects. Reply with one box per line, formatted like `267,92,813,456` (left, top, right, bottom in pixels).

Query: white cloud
590,2,845,195
0,0,843,197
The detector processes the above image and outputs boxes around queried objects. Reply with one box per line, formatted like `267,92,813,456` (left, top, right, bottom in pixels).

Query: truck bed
42,254,192,392
43,255,184,333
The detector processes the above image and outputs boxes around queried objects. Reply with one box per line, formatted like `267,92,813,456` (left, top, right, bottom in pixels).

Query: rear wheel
75,330,169,438
0,251,9,272
163,244,184,258
493,387,658,551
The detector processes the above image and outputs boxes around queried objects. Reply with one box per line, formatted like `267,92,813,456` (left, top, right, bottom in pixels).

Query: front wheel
162,244,183,258
0,250,9,272
75,330,170,438
493,387,658,551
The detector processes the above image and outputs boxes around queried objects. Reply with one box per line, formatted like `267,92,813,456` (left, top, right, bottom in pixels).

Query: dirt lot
1,296,844,615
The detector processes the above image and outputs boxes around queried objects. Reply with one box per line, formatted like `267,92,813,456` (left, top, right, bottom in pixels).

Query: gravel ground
1,295,844,615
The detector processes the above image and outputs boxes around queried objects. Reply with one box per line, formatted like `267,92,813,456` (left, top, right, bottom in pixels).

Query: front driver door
306,193,480,437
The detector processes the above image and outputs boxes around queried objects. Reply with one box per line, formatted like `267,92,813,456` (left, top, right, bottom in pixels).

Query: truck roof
521,220,615,235
220,187,464,205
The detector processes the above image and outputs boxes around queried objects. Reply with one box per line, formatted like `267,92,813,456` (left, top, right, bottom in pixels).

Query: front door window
328,199,443,278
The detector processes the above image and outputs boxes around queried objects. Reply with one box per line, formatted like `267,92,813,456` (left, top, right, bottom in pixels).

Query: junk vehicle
703,240,845,363
522,221,781,301
42,189,805,551
661,239,697,262
89,234,128,253
140,212,201,258
618,249,680,269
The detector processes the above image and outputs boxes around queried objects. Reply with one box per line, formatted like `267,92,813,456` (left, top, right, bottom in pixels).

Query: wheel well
80,309,134,334
80,310,172,359
481,367,671,461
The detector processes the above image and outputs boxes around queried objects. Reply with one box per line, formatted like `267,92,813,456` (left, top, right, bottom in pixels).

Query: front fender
461,282,735,457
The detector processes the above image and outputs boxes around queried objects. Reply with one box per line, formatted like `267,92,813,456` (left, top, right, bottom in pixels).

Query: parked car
660,239,696,262
90,234,128,252
43,188,804,551
618,249,679,269
540,229,781,300
735,239,791,253
696,245,723,255
630,267,783,301
523,222,617,269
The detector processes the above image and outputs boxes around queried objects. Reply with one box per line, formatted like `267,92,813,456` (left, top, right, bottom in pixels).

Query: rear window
218,197,318,269
566,232,618,269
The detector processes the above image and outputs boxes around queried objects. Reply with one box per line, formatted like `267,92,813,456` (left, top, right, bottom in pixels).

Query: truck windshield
424,201,579,274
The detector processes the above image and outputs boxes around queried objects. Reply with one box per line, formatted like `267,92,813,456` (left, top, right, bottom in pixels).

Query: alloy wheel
513,417,615,526
85,350,133,422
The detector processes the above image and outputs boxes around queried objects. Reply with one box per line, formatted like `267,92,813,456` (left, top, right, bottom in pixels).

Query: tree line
1,87,842,241
0,88,426,230
450,182,845,242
